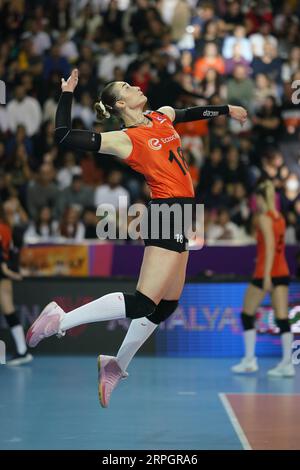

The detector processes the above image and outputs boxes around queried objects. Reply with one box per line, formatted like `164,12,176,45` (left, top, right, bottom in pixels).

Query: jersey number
168,147,188,175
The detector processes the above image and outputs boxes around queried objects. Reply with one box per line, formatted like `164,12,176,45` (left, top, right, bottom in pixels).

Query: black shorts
251,276,290,289
143,197,195,253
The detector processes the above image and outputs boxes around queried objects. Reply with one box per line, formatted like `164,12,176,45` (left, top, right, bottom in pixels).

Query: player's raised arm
55,69,132,159
157,104,247,124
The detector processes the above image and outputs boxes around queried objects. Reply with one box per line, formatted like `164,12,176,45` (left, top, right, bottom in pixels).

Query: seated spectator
253,74,279,111
225,42,251,77
194,20,222,57
202,178,230,210
223,145,250,192
252,96,282,147
56,174,94,218
56,151,82,190
94,170,130,210
198,69,226,100
27,163,57,220
251,41,282,84
281,46,300,83
72,92,95,129
260,149,288,191
24,206,58,242
194,42,225,82
228,182,250,226
196,147,224,196
82,206,98,239
43,43,71,81
7,85,42,137
97,38,135,82
223,25,252,62
6,124,33,159
249,22,278,58
57,206,85,241
226,64,255,111
206,207,241,241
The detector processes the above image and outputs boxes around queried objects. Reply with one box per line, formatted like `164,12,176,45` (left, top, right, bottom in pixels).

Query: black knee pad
147,299,179,325
5,312,20,328
275,318,290,334
124,290,156,319
241,312,255,330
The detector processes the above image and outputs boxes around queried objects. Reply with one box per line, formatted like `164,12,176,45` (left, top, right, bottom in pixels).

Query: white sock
116,317,158,372
60,292,126,331
244,329,256,361
281,332,293,365
11,325,27,355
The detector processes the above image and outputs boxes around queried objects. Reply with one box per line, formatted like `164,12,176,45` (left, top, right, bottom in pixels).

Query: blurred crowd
0,0,300,245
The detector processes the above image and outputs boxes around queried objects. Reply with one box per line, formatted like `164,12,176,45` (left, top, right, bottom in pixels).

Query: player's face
115,82,147,110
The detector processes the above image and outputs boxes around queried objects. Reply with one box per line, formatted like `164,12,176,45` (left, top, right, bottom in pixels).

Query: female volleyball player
27,69,247,406
0,203,33,365
232,180,294,377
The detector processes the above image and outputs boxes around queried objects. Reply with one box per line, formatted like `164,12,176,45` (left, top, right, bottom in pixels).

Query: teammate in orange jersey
0,203,33,365
27,69,247,406
232,180,295,377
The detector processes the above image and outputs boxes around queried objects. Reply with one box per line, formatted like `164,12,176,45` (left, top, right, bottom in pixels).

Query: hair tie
98,100,111,118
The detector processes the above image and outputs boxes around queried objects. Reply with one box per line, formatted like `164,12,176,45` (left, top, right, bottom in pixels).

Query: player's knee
124,290,156,319
147,299,179,325
241,312,255,330
275,318,290,334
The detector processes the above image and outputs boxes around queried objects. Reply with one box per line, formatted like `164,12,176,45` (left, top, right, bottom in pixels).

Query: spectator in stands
252,96,282,147
24,206,58,242
252,41,282,84
223,25,252,62
194,42,225,82
98,38,135,82
27,163,57,220
43,43,71,81
227,64,255,111
7,85,42,137
82,206,98,239
94,170,130,209
56,152,82,190
206,207,241,241
225,42,251,77
56,174,94,218
57,206,85,241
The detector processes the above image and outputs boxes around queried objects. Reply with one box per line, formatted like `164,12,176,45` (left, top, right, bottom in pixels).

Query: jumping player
26,69,247,406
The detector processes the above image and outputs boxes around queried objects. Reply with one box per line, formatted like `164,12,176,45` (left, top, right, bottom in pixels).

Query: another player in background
0,203,32,365
232,180,294,377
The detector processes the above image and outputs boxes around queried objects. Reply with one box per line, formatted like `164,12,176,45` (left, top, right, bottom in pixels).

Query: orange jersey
0,222,12,263
123,111,194,199
253,210,289,278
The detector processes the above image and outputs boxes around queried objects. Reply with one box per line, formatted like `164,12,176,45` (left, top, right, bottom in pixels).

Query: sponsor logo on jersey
148,132,179,150
148,138,162,150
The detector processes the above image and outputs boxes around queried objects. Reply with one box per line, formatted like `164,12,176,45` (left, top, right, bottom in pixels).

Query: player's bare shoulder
100,131,133,159
156,106,175,122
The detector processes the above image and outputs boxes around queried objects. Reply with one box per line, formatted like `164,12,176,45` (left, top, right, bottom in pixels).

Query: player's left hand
61,69,79,93
228,105,247,124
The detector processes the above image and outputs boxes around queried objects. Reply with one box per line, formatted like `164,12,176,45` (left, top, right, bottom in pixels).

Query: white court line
218,393,252,450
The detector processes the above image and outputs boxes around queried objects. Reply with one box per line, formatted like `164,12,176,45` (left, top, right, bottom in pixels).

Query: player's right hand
61,69,79,93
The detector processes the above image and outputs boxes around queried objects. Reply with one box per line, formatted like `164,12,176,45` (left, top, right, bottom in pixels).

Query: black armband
55,92,101,152
174,105,229,124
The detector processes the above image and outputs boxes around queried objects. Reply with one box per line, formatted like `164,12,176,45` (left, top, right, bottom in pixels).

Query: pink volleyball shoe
26,301,65,348
97,355,128,408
